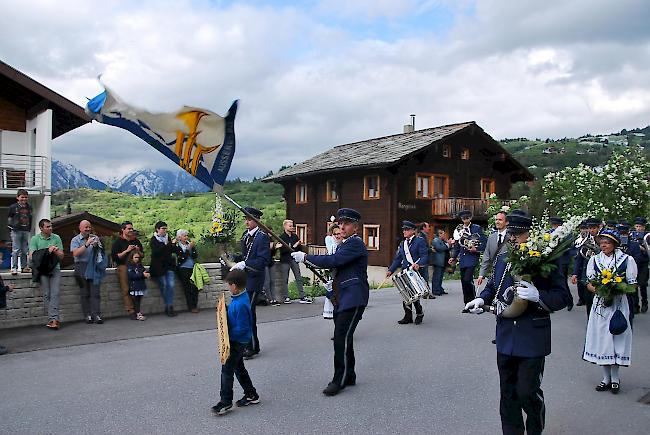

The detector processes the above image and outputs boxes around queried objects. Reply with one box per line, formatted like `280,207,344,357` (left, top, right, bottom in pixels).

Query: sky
1,0,649,181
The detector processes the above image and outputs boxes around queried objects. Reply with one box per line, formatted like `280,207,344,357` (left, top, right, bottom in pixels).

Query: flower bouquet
200,194,239,249
588,268,636,307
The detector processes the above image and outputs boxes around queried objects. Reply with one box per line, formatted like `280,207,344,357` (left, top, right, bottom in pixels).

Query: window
432,175,449,198
416,173,448,199
460,148,470,160
326,180,338,202
296,183,308,204
480,178,496,199
416,173,431,199
363,225,380,250
364,175,380,200
295,224,308,243
442,144,451,158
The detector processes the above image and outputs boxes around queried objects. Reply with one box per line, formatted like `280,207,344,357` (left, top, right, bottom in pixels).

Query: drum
392,268,431,304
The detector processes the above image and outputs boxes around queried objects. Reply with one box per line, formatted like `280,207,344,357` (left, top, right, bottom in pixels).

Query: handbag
609,300,628,335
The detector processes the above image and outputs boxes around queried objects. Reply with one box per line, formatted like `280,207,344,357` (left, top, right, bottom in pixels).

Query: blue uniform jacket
388,236,428,273
630,231,648,265
306,235,369,313
572,251,588,281
480,252,570,358
621,237,642,266
238,229,271,295
228,291,253,344
458,224,486,268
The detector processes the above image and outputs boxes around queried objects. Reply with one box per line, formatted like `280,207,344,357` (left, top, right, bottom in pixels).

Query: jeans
41,268,61,320
177,267,199,310
332,306,365,387
431,266,445,295
10,230,29,271
279,260,305,299
158,270,175,307
220,341,257,404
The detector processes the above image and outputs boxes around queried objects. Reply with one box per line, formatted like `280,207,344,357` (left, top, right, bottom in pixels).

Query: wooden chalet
263,121,534,267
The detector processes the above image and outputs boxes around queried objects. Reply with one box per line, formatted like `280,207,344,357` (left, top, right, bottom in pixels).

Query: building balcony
432,197,511,219
0,154,48,195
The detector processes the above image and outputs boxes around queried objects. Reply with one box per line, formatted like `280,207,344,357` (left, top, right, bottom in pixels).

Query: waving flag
86,86,238,191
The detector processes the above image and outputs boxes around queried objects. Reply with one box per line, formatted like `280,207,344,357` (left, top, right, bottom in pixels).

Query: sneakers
299,297,313,304
46,320,60,330
136,312,146,321
283,298,292,304
94,315,104,324
269,300,281,306
236,393,260,407
85,315,94,324
211,402,233,416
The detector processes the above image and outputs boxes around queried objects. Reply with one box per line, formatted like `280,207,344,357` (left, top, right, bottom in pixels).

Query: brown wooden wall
0,96,26,132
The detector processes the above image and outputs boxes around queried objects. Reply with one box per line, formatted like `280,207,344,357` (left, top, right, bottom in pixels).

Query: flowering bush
543,148,650,219
588,268,636,307
486,194,530,229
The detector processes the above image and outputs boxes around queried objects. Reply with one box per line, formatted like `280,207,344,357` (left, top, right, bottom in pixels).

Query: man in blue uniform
571,218,601,318
630,217,648,313
450,210,486,304
230,206,271,358
464,212,570,435
291,208,369,396
386,221,429,325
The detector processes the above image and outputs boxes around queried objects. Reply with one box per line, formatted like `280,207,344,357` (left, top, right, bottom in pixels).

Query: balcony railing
0,154,48,193
432,197,497,218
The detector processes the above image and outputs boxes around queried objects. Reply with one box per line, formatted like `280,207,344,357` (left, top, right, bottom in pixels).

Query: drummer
386,221,429,325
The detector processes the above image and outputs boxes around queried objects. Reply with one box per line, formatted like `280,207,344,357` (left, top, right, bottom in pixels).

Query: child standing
8,189,33,275
127,251,149,321
212,269,260,416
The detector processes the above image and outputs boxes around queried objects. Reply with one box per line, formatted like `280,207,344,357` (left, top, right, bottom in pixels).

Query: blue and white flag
86,86,238,191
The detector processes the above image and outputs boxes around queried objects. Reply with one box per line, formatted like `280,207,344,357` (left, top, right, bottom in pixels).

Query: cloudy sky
2,0,649,181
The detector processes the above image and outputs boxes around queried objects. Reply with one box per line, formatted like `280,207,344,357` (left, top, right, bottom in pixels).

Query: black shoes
236,393,260,407
567,303,573,312
611,382,620,394
414,314,424,325
642,303,648,314
94,315,104,324
397,317,413,324
344,376,356,386
491,339,497,345
85,315,93,324
165,306,177,317
211,402,233,415
243,349,259,360
0,345,7,355
595,381,611,391
323,382,343,396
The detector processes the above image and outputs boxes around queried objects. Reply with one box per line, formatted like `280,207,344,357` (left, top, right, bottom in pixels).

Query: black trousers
220,341,257,404
402,300,423,317
559,264,573,307
247,291,261,352
497,353,546,435
177,267,199,310
577,280,595,318
460,266,476,304
332,306,365,387
632,263,648,309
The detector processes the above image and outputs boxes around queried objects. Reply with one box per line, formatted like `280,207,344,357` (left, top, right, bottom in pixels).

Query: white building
0,60,88,242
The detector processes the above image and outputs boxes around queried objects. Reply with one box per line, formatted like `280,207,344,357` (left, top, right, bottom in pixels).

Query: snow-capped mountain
52,160,209,195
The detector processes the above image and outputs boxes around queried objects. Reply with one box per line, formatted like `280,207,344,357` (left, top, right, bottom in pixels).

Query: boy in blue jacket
212,269,260,416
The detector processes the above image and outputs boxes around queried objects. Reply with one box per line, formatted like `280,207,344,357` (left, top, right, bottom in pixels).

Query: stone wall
0,263,229,329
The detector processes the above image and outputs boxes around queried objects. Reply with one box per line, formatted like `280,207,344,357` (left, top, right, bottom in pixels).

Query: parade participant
478,211,508,287
386,221,429,325
291,208,369,396
111,221,143,319
464,212,570,435
212,269,260,416
583,229,637,394
430,228,450,296
604,219,618,230
230,206,271,359
549,216,573,311
571,218,602,317
630,217,648,313
450,210,486,304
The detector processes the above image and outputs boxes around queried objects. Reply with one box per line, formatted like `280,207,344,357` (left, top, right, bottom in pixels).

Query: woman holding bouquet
583,228,637,394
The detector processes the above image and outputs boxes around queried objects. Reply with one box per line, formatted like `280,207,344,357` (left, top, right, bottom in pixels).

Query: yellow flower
528,250,541,257
614,276,622,283
602,278,611,285
519,243,527,251
543,233,551,241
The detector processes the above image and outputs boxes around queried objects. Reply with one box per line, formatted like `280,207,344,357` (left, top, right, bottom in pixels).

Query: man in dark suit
291,208,369,397
386,221,429,324
450,210,486,304
630,217,648,313
230,206,271,358
464,212,570,435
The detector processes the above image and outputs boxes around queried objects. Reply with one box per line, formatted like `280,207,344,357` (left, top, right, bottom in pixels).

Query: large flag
86,85,238,191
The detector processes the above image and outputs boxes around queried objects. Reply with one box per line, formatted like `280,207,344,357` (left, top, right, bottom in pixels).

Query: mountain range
52,160,210,195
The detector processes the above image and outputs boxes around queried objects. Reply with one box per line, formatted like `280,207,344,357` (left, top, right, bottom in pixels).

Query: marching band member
571,218,601,318
549,216,573,311
386,221,429,325
583,229,637,394
630,217,649,313
291,208,369,397
449,210,486,305
230,206,271,359
464,212,570,435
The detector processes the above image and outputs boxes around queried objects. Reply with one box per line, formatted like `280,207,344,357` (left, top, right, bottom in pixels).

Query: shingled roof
264,122,479,181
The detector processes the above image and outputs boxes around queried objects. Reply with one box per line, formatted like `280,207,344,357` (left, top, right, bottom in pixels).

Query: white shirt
247,227,259,237
586,249,638,284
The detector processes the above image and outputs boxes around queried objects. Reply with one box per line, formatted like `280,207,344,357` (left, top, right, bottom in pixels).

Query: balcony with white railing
0,153,48,194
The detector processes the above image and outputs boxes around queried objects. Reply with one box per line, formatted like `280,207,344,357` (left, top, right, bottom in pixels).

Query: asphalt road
1,282,649,434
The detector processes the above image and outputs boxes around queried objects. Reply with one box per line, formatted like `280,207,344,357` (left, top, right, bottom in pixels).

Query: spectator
325,223,339,254
0,240,11,270
0,275,15,355
70,220,105,324
8,189,33,274
150,221,177,317
277,219,312,304
264,240,280,306
29,219,65,329
111,221,143,319
127,250,149,321
430,228,450,296
175,229,200,313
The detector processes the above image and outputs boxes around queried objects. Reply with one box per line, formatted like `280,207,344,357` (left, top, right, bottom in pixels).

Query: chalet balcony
432,197,510,219
0,154,48,194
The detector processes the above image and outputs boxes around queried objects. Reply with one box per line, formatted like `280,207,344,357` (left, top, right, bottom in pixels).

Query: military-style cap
509,209,527,217
337,208,361,222
243,206,263,219
507,212,532,235
596,228,621,246
616,223,631,232
634,216,647,225
584,218,601,227
605,219,618,227
401,220,416,230
549,216,564,225
458,210,472,219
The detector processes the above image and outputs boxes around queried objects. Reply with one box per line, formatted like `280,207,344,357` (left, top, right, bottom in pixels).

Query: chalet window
325,180,338,202
432,175,449,198
364,175,380,200
416,173,432,199
480,178,496,199
296,183,308,204
442,144,451,158
363,225,380,250
460,148,470,160
295,224,308,244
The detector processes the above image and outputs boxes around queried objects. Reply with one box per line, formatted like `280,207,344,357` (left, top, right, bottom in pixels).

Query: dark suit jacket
239,228,271,295
149,236,176,278
388,236,428,273
457,224,486,268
